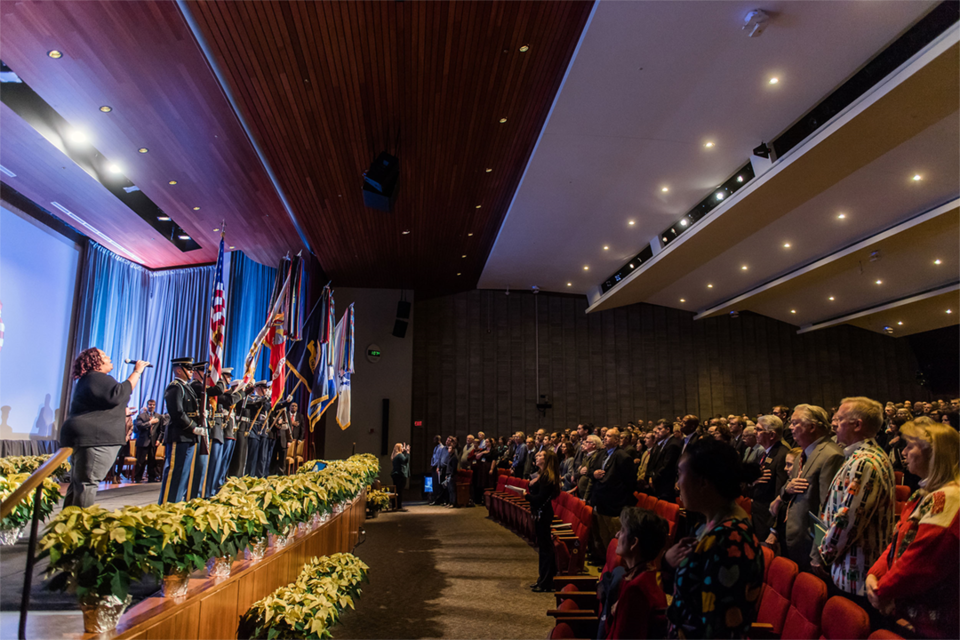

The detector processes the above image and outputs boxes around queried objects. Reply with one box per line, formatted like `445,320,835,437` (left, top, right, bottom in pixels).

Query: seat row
484,472,594,576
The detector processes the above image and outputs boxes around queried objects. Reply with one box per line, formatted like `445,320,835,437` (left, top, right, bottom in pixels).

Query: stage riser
89,494,366,640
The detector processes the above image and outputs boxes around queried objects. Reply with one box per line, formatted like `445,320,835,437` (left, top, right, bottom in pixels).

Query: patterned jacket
817,437,896,595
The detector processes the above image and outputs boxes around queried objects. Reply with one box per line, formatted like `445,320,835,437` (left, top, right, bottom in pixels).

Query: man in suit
751,415,790,541
647,423,682,502
134,399,162,482
781,404,845,572
741,426,765,465
510,431,528,477
729,415,747,457
679,414,701,453
589,429,634,552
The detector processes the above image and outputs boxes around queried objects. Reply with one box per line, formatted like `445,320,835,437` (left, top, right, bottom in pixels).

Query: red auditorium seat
819,596,870,640
779,572,828,639
642,494,659,512
893,471,903,485
894,485,910,502
761,545,775,582
755,556,799,636
867,629,905,640
653,500,680,544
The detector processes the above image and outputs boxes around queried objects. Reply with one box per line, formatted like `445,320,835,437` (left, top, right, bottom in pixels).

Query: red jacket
868,483,959,639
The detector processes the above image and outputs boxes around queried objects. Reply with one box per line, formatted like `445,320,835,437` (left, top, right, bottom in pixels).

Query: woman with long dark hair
661,438,764,638
60,348,149,507
527,448,560,592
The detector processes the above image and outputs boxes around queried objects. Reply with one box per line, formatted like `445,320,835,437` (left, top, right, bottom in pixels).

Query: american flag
208,236,226,384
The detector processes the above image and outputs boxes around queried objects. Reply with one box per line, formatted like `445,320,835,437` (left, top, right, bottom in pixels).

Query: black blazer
649,435,682,500
60,372,132,448
134,410,162,446
752,440,790,505
590,448,635,517
525,476,557,518
288,412,304,440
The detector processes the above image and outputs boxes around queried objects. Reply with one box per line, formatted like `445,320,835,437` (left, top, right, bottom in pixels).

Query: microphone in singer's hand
124,359,154,367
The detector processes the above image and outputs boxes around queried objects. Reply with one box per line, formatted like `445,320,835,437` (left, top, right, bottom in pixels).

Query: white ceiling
478,0,959,337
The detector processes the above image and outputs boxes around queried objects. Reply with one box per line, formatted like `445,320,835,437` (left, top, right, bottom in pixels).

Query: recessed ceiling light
741,265,748,271
663,236,669,243
499,118,507,124
461,254,467,258
629,264,634,269
628,220,635,226
168,180,177,185
828,296,835,301
737,175,743,182
912,174,922,181
485,168,492,173
583,266,589,271
769,77,779,84
679,298,686,303
475,205,481,209
99,105,112,113
715,192,724,200
519,45,529,52
790,309,797,314
603,245,609,250
837,213,846,219
947,309,953,314
680,219,688,227
157,216,170,221
661,186,669,193
467,233,473,237
707,284,713,289
897,321,903,325
401,230,411,235
107,164,122,174
875,280,883,285
178,234,190,240
229,245,235,250
47,50,63,59
193,206,200,211
783,242,791,248
213,228,220,232
567,282,572,287
704,141,715,148
69,130,87,143
934,259,941,265
138,147,149,154
457,273,461,276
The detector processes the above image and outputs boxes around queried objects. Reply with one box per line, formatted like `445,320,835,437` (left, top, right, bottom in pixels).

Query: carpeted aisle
336,503,557,640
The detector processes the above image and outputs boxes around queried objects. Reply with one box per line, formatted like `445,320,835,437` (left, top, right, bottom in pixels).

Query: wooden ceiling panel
186,0,594,292
0,0,305,267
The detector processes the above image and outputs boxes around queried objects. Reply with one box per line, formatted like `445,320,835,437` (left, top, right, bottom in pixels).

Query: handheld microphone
124,359,154,367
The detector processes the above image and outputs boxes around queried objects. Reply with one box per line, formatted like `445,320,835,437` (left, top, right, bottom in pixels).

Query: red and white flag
208,236,226,384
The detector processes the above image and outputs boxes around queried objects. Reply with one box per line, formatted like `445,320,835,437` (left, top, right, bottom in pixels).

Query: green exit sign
368,349,381,357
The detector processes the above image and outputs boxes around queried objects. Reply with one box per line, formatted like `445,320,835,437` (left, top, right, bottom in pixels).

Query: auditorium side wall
410,289,927,477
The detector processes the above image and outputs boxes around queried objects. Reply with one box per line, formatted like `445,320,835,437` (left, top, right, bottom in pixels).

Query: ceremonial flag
285,299,323,394
335,304,354,430
207,236,226,384
241,264,292,385
267,313,286,407
308,286,337,429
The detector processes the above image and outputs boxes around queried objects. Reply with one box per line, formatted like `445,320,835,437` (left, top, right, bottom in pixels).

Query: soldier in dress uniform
159,357,202,504
244,382,270,478
204,368,245,496
264,394,294,476
187,361,213,500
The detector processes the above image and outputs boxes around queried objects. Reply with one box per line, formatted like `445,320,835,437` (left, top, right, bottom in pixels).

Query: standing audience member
662,438,764,639
527,449,560,592
590,429,635,560
648,424,682,502
596,508,670,640
816,397,896,607
134,399,162,483
391,442,411,510
781,404,845,571
577,435,603,501
430,435,445,502
866,421,959,639
740,426,764,465
751,415,789,541
60,348,149,508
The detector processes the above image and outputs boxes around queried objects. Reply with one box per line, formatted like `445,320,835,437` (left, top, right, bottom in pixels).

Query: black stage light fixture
753,142,771,159
362,151,399,212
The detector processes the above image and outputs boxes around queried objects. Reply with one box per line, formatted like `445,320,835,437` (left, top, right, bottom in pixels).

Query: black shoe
531,585,553,593
528,582,540,589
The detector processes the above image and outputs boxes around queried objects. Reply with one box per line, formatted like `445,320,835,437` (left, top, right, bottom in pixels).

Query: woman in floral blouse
866,419,959,639
662,438,764,639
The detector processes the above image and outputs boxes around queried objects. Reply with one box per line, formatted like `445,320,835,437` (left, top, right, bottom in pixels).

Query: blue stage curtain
224,251,276,382
73,241,214,411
